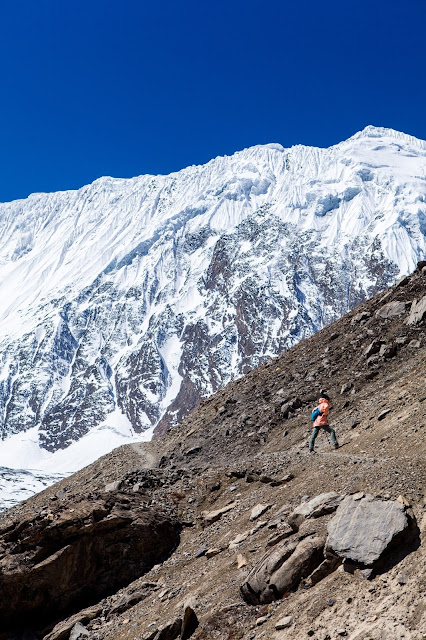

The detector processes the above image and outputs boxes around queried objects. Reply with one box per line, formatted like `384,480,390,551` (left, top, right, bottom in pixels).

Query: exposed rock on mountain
241,534,326,605
0,479,180,639
326,494,415,567
0,265,425,639
1,127,426,508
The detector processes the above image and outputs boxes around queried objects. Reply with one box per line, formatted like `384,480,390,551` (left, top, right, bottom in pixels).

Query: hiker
309,392,339,452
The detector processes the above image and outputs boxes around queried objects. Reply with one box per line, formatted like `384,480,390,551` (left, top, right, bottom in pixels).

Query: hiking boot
309,448,315,453
334,443,339,450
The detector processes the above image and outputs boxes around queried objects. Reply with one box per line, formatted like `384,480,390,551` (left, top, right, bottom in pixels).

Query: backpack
310,408,320,422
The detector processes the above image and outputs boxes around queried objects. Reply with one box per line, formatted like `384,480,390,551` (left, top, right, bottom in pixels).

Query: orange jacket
313,397,330,427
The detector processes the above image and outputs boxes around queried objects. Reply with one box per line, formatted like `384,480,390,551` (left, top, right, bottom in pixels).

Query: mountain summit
0,127,426,507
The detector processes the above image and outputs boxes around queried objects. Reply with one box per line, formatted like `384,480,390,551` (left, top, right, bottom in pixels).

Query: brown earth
1,265,425,640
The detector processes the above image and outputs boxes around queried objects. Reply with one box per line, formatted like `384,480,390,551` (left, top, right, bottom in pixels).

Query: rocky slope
1,126,426,507
1,263,425,640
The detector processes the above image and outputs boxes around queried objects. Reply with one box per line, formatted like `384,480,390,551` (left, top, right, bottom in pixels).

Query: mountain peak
1,126,426,511
345,124,426,149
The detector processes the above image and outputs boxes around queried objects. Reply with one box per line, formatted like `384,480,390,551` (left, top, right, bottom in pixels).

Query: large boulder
241,534,325,604
0,487,181,638
375,301,408,319
326,495,410,566
406,295,426,325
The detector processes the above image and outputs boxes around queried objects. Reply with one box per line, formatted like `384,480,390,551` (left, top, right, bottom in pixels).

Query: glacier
1,125,426,509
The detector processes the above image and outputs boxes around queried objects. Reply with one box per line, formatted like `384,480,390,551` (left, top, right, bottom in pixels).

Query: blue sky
1,0,425,202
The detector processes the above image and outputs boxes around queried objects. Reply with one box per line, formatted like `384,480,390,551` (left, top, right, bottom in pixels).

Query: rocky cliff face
1,127,426,507
0,265,425,640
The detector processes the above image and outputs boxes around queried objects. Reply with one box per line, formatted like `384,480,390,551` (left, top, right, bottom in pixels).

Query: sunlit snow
1,125,426,510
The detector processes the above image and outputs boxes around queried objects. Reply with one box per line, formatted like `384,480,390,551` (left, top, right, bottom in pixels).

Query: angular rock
43,605,103,640
266,523,294,547
201,503,235,526
302,556,341,587
250,503,273,521
364,339,385,357
154,618,182,640
375,301,408,319
351,311,371,325
408,339,421,348
326,495,410,566
229,531,250,549
240,534,325,604
104,480,121,492
275,615,294,630
280,403,294,419
237,554,247,568
379,344,397,358
70,623,90,640
289,493,343,530
406,295,426,325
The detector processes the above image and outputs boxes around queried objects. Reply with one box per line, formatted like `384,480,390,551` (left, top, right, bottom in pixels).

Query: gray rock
70,623,90,640
397,571,407,585
406,295,426,325
364,339,385,357
153,618,182,640
229,531,250,549
376,301,408,319
408,339,421,348
266,523,294,547
250,503,273,521
340,383,353,394
379,344,397,358
240,534,325,604
280,403,294,418
289,492,343,529
351,311,371,325
326,495,410,566
104,481,121,492
201,503,234,525
275,615,294,629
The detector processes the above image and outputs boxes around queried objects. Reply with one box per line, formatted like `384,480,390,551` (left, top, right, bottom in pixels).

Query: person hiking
309,392,339,452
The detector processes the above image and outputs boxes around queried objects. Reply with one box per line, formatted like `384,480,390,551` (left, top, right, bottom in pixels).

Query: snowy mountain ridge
1,125,426,509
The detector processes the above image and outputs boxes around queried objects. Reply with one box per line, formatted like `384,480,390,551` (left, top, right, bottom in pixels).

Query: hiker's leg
309,427,319,450
323,424,338,447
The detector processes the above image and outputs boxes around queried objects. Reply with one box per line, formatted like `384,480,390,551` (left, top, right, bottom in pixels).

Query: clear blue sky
1,0,425,202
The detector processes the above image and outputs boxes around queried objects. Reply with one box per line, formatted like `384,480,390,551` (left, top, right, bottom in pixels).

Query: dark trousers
309,424,338,450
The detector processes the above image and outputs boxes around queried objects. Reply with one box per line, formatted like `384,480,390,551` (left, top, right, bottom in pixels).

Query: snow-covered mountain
1,125,426,508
